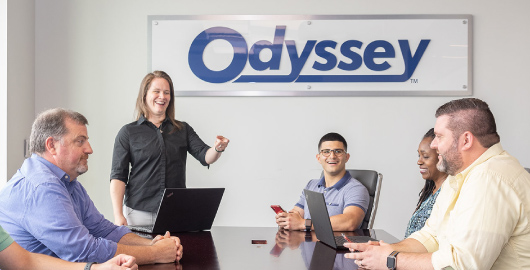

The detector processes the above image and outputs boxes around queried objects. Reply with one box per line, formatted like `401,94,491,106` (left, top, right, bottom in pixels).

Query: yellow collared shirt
410,143,530,270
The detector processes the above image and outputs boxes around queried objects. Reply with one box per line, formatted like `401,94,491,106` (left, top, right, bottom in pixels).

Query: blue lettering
187,25,431,83
297,39,430,82
188,27,248,83
313,40,338,71
235,39,316,83
248,26,285,71
284,40,316,80
364,40,395,71
338,40,363,71
398,39,430,78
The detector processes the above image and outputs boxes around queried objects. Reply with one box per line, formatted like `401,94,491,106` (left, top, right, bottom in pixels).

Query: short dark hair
318,132,347,151
435,98,500,148
30,108,89,154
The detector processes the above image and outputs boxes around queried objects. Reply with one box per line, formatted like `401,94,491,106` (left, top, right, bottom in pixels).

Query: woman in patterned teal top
405,128,448,238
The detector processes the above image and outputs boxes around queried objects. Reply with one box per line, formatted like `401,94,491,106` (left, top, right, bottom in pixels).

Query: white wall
7,0,35,180
1,0,35,189
32,0,530,239
0,0,6,188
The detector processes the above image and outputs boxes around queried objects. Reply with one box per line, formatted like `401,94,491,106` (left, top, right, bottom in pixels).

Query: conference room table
139,226,399,270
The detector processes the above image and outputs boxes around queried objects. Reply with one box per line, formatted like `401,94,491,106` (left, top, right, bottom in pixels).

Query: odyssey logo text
188,26,430,84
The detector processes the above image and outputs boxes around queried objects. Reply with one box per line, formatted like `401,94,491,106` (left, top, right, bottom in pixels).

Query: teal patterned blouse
404,188,441,238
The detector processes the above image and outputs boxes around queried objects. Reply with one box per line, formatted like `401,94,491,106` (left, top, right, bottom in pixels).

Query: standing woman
110,70,229,226
404,128,447,238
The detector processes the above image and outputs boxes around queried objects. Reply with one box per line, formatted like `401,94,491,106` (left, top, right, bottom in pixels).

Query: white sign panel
149,15,472,96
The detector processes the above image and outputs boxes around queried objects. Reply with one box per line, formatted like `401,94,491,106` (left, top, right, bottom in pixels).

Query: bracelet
215,147,224,153
84,262,97,270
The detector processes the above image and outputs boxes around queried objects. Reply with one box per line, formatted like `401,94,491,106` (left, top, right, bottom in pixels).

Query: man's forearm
116,233,158,265
389,239,433,270
396,252,434,270
329,206,364,231
115,244,156,265
0,242,86,270
344,237,432,270
391,238,428,253
329,214,358,231
116,237,179,265
119,233,153,246
27,253,87,270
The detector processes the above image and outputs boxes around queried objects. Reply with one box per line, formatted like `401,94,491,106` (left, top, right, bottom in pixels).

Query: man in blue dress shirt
275,132,369,231
0,108,182,265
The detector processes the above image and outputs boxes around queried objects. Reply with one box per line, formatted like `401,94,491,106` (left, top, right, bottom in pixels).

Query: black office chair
320,169,383,229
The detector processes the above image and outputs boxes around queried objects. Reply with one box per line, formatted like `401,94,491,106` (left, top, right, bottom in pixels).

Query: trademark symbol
410,78,418,83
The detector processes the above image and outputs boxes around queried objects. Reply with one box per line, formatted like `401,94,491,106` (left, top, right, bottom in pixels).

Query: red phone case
269,243,285,257
270,205,285,214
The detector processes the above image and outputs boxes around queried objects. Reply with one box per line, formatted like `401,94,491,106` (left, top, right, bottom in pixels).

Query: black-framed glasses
320,149,346,157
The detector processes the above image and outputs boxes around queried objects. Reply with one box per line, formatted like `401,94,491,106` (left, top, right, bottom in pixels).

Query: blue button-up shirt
295,171,369,228
0,154,131,263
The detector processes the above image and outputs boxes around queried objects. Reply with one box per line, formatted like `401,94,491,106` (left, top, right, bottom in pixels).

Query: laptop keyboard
335,235,378,246
127,225,153,233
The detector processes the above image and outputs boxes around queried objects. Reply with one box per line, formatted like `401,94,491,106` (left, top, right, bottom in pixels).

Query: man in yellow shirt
345,98,530,270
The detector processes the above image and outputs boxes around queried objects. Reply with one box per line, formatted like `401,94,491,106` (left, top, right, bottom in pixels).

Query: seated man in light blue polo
275,132,369,231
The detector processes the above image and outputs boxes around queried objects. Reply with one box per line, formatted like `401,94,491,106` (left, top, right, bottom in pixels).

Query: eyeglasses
320,149,346,157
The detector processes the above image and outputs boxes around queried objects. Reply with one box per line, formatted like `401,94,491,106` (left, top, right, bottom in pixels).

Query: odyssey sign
149,15,472,96
188,26,430,84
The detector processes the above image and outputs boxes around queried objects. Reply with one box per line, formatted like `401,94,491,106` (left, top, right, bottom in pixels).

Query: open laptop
304,189,377,249
128,188,224,234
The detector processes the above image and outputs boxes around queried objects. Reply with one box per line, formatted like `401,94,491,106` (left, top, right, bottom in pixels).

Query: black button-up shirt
110,116,210,212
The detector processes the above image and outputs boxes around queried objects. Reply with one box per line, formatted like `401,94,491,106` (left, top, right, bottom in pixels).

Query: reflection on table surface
139,227,399,270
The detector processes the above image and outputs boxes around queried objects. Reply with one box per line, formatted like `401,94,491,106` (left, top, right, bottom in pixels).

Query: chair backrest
320,169,383,229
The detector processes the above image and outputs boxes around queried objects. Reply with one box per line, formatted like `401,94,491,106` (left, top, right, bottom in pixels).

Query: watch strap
84,262,97,270
387,251,400,270
304,230,313,241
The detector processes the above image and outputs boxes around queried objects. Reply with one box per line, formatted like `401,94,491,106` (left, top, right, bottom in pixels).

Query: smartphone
270,205,285,214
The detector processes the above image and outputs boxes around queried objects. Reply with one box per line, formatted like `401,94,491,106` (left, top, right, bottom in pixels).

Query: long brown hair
135,70,182,132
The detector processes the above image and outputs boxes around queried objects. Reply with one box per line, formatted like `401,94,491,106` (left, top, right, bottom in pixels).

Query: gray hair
30,108,89,154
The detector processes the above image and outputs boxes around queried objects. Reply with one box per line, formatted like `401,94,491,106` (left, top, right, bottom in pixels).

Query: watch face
386,256,396,268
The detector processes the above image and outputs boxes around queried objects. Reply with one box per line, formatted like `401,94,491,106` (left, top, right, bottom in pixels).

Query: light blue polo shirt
295,171,369,227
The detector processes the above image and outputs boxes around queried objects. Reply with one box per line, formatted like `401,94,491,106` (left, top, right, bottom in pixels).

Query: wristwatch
84,262,97,270
387,251,400,270
305,219,312,231
304,230,313,241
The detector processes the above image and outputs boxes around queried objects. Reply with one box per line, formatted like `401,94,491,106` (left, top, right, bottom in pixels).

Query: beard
76,157,89,176
76,165,88,176
436,140,463,176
